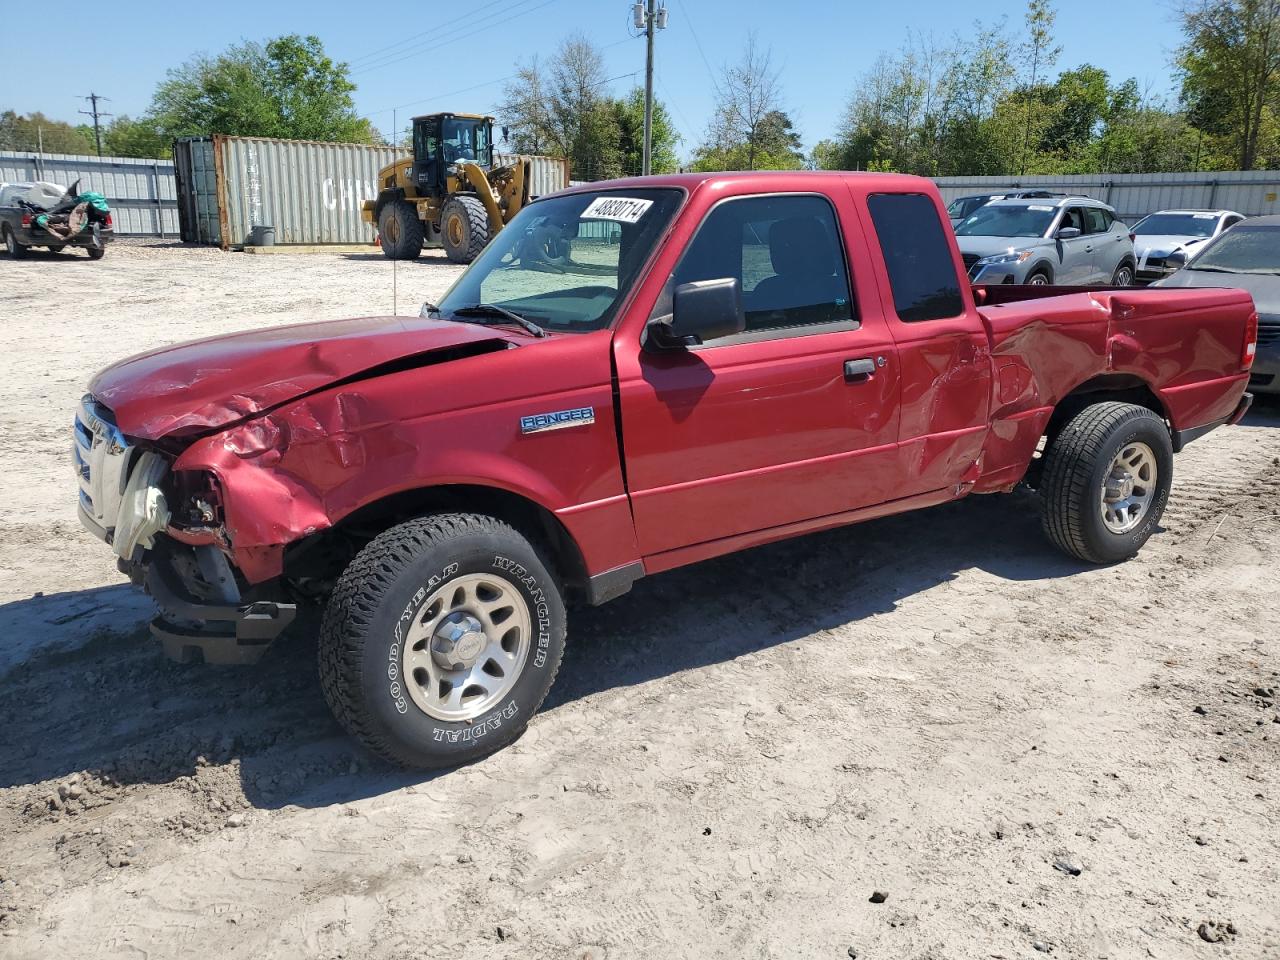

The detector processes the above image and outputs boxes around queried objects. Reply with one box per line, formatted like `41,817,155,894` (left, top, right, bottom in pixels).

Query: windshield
1187,227,1280,274
1133,213,1220,237
435,188,684,333
440,117,492,165
954,204,1056,238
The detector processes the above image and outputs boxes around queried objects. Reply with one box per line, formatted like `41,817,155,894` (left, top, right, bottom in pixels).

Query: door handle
844,357,877,382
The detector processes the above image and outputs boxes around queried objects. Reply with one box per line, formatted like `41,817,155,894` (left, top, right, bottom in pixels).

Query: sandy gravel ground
1,241,1278,959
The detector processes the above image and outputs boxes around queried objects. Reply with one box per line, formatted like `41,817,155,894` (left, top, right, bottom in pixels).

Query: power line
350,0,561,77
345,0,521,66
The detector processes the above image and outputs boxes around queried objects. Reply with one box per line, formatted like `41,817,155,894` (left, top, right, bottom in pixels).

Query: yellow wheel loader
362,112,533,264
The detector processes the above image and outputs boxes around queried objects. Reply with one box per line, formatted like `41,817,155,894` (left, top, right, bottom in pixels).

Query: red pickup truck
76,172,1256,767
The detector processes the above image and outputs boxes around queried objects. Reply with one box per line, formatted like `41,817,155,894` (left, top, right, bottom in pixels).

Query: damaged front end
73,395,295,664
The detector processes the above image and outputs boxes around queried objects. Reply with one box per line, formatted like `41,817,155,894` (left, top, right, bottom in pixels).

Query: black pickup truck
0,181,113,259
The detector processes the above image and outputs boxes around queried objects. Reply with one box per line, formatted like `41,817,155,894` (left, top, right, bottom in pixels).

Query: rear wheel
1111,262,1135,286
378,199,424,260
4,227,26,259
441,196,490,264
318,513,566,769
1039,402,1173,563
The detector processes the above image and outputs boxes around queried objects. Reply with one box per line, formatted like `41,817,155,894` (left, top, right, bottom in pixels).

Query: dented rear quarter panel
172,330,634,583
973,286,1253,491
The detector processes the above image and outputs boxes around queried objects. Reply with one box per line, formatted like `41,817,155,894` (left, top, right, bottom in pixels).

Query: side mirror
646,278,745,349
1056,225,1082,239
1164,250,1188,271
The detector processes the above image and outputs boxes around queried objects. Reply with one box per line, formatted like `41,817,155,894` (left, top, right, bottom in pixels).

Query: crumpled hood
1134,234,1211,258
91,315,517,441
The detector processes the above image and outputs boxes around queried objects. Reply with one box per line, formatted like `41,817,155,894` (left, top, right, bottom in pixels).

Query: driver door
614,190,901,561
1055,206,1094,284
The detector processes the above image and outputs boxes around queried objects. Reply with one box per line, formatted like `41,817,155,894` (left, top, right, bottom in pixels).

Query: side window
1084,208,1109,234
672,194,855,341
1223,215,1243,229
866,192,964,323
1062,207,1086,233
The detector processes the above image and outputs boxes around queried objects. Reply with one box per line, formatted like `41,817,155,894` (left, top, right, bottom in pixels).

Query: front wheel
1039,402,1173,563
319,513,566,768
86,245,105,260
441,195,490,264
378,199,424,260
1026,270,1050,285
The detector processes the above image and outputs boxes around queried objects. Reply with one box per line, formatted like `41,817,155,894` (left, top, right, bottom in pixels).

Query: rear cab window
866,193,964,323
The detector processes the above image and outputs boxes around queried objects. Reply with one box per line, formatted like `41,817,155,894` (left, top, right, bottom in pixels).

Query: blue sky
22,0,1186,157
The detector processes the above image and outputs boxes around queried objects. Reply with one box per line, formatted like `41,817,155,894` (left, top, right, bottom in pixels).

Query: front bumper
1248,341,1280,395
146,542,296,665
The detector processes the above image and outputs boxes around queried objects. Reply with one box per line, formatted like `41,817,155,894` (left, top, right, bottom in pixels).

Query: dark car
1154,214,1280,395
1,180,113,259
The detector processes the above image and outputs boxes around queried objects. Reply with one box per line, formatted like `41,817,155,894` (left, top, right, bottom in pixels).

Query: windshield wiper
450,303,546,338
1186,266,1242,274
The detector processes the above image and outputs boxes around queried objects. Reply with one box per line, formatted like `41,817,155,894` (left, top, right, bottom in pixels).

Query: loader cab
411,113,495,197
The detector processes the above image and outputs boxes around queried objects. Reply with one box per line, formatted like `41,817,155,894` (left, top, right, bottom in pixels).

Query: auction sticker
581,196,653,224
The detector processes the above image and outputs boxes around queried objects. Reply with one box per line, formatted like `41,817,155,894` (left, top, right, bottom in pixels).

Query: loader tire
441,196,490,264
1039,402,1173,564
378,199,424,260
318,513,566,769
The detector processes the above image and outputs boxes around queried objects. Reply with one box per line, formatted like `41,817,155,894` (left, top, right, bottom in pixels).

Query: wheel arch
1027,260,1054,282
1045,373,1170,446
284,482,592,603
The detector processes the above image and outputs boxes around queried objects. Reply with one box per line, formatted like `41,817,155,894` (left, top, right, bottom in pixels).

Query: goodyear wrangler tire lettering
318,514,567,769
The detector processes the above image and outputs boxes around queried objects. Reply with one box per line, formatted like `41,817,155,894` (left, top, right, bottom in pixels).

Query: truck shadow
0,486,1094,810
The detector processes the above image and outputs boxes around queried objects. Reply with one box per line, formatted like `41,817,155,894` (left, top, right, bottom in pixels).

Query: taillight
20,213,31,227
104,213,113,228
1243,311,1258,370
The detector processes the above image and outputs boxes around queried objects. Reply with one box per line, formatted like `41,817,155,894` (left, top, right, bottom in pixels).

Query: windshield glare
1133,213,1219,237
954,204,1055,238
1189,227,1280,274
435,188,684,332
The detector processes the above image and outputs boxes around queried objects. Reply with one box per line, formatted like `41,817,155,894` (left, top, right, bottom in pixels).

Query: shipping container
0,149,177,236
173,136,571,249
174,136,402,248
934,170,1280,225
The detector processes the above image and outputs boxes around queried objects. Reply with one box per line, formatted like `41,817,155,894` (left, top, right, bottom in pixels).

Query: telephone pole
634,1,667,175
79,93,112,156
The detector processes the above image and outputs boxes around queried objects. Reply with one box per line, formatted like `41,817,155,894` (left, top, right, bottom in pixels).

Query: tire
1026,269,1050,285
86,245,105,260
1111,261,1134,286
1039,402,1173,564
441,195,490,264
378,199,424,260
318,513,566,769
4,227,27,259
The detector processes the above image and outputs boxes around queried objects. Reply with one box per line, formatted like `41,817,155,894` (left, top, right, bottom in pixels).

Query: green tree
613,87,680,175
692,34,804,170
102,115,171,158
149,34,375,143
0,111,96,154
1178,0,1280,169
